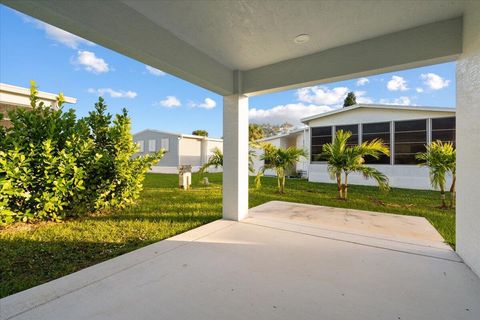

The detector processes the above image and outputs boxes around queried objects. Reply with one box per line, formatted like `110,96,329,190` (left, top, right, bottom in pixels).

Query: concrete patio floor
1,201,479,320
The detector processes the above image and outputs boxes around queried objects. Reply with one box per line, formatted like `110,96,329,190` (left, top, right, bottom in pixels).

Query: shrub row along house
253,103,455,190
133,129,223,173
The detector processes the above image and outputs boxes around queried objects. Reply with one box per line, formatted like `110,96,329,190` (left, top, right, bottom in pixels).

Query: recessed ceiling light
294,34,310,44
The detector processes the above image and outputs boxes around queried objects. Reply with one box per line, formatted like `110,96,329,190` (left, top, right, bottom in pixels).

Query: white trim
0,83,76,104
301,104,456,123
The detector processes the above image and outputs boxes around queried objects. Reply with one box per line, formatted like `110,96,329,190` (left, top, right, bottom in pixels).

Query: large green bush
0,82,163,223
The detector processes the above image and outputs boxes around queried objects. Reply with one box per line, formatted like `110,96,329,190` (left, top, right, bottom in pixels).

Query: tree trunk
343,173,349,200
281,175,286,193
449,174,456,209
440,189,447,208
336,173,343,199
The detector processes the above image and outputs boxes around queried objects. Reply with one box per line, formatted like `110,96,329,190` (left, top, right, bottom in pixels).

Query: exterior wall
203,139,223,172
307,107,454,128
0,83,76,127
456,2,480,277
306,107,455,190
179,137,203,166
133,130,180,167
295,130,309,173
309,164,453,190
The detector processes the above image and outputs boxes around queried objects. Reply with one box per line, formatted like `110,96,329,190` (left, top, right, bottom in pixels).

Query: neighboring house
133,129,223,173
301,104,456,190
0,83,76,128
252,127,309,177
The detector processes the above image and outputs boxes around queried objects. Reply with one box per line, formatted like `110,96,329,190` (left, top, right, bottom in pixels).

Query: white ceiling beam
2,0,234,95
242,18,463,96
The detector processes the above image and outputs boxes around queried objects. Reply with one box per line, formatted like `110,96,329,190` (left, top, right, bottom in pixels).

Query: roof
301,104,456,123
133,129,223,142
258,127,309,142
0,83,77,104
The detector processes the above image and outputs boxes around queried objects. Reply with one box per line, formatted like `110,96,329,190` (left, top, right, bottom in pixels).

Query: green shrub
0,82,163,223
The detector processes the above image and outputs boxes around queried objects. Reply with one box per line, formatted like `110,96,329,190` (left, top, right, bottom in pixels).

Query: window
161,138,169,152
394,119,427,164
432,117,455,145
148,139,156,152
310,126,332,161
362,122,391,164
137,140,144,153
335,124,359,146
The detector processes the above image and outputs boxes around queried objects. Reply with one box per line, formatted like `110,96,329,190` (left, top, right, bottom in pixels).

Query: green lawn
0,172,455,298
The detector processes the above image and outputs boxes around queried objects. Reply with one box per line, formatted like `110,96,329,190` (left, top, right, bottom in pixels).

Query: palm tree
322,130,390,200
199,147,256,174
255,144,307,193
416,140,456,208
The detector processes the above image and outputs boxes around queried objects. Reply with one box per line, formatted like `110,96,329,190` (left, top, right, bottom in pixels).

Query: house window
394,119,427,165
431,117,455,145
362,122,391,164
148,139,156,152
137,140,144,153
335,124,359,146
161,138,169,151
310,126,332,161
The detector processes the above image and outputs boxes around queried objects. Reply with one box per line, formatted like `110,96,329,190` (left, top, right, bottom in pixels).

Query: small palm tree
199,147,256,174
322,130,390,200
255,144,307,193
416,140,456,208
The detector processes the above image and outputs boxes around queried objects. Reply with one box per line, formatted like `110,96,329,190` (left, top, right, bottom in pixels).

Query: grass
0,172,455,298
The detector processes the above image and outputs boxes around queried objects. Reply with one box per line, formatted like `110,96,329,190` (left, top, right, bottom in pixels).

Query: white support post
222,94,249,221
456,1,480,277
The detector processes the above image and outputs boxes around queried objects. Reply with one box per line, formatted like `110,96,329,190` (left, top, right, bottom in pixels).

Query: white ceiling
123,0,465,70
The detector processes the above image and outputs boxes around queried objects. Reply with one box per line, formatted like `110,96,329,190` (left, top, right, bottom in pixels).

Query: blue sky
0,5,455,138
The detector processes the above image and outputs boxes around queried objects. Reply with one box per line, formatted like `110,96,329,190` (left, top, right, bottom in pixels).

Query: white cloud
421,73,450,90
356,77,370,86
379,96,412,106
416,87,424,93
354,91,374,104
20,13,94,49
145,65,166,76
88,88,137,99
156,96,181,108
296,86,349,105
190,98,217,110
249,103,333,125
387,76,408,91
72,51,109,74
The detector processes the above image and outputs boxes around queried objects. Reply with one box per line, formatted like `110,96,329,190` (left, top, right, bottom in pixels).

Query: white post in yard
222,94,249,221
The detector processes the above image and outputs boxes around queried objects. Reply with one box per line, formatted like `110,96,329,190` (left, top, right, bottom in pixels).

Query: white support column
456,2,480,277
222,94,249,221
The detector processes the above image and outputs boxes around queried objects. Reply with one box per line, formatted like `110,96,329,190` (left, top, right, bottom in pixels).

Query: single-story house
301,103,456,190
0,82,76,128
252,127,309,177
133,129,223,173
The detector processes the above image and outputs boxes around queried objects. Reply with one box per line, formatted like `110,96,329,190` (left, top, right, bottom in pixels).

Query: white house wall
307,107,454,127
179,137,203,167
309,163,453,190
456,1,480,277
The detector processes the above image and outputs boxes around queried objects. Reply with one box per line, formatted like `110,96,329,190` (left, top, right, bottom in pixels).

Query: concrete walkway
1,201,479,320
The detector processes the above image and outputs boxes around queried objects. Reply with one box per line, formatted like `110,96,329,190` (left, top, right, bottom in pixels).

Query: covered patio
2,201,480,319
1,0,479,318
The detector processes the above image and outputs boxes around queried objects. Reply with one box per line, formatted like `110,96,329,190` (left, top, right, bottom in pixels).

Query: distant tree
257,122,294,138
343,92,357,108
192,129,208,137
249,124,264,143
